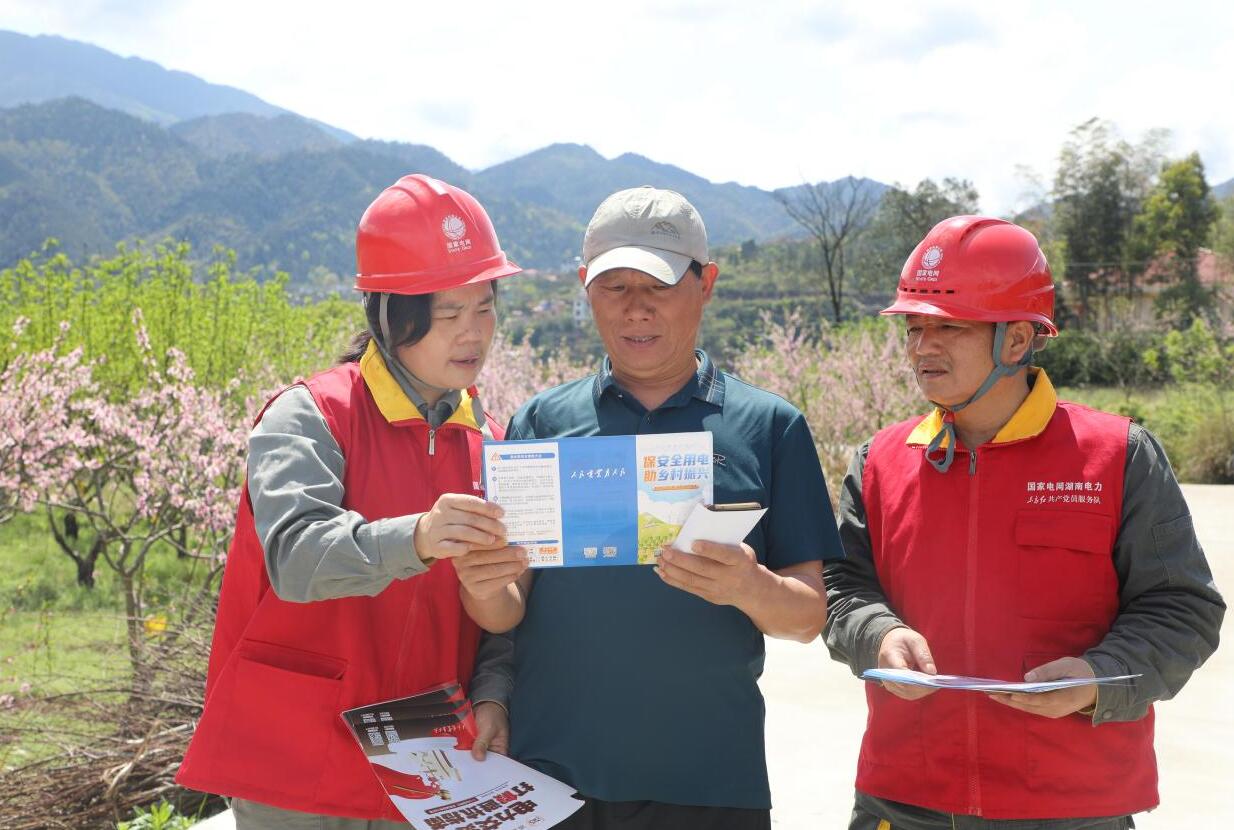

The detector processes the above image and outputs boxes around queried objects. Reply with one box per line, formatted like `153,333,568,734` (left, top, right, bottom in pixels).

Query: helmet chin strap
925,322,1034,474
370,292,455,396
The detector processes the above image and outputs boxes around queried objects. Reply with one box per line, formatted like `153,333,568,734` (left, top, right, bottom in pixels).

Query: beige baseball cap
581,186,709,286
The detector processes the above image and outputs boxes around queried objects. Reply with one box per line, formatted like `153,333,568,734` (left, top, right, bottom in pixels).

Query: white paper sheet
862,667,1140,693
671,502,767,552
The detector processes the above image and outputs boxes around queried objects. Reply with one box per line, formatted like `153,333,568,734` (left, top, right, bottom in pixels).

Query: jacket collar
359,340,483,429
907,367,1057,448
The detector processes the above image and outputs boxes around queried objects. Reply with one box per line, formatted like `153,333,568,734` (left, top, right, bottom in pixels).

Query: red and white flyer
341,682,584,830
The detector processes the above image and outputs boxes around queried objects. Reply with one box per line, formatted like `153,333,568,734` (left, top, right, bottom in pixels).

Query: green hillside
1,98,835,278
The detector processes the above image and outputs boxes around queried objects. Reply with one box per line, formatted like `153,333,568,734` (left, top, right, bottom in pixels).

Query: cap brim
584,246,692,286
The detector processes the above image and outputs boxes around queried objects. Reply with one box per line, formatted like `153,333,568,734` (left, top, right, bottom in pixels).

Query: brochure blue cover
481,432,713,567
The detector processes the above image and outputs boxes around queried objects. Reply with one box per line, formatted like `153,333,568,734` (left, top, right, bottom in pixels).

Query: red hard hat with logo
355,174,521,295
881,215,1057,335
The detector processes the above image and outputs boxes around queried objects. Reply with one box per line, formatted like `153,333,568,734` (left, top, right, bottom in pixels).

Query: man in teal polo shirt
504,186,844,829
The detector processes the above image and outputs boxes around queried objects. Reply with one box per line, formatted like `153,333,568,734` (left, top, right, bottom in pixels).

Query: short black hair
339,282,498,364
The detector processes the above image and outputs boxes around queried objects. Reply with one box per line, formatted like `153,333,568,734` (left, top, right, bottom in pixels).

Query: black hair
687,260,704,279
338,281,499,364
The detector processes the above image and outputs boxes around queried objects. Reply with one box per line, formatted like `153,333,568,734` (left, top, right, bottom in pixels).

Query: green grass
1057,384,1168,421
1058,383,1233,483
0,511,211,771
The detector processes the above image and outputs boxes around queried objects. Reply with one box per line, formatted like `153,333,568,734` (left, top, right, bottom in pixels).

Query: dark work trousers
850,792,1135,830
556,797,771,830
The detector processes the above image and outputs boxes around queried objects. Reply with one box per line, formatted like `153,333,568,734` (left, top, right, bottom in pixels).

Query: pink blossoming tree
734,312,925,500
37,310,249,677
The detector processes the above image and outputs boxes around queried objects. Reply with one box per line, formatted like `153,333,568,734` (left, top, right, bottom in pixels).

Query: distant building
1060,248,1233,321
1197,249,1234,290
573,286,591,328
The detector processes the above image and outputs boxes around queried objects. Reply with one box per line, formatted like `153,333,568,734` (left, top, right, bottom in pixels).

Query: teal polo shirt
507,350,844,809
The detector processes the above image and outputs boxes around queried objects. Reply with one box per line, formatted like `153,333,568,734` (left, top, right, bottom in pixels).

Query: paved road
197,485,1231,829
763,483,1233,827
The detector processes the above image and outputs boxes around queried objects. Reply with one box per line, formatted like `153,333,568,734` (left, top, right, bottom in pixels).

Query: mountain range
1,30,1228,280
0,30,858,278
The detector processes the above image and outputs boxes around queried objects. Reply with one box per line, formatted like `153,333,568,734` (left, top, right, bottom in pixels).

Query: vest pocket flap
1014,510,1112,555
237,639,347,679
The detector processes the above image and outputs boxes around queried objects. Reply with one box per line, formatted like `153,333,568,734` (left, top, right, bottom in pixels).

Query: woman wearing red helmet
177,175,530,828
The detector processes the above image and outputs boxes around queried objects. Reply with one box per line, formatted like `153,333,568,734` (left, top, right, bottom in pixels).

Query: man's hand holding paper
656,540,763,606
659,539,828,643
987,655,1099,719
876,627,940,701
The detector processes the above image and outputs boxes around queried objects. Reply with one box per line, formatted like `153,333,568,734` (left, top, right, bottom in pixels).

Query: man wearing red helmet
824,216,1224,828
177,175,530,828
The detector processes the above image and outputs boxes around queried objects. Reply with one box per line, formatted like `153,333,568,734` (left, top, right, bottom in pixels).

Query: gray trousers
850,792,1134,830
231,798,408,829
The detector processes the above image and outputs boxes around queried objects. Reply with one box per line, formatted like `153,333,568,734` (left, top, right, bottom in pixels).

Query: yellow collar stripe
359,340,482,430
906,367,1057,447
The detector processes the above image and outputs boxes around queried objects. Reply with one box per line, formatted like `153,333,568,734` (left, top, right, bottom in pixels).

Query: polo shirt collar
593,349,725,409
907,366,1058,447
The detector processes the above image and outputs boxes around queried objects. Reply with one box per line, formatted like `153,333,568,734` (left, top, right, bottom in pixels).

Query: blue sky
2,0,1231,213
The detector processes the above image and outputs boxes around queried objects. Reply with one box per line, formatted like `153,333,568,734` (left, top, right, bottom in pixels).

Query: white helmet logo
442,214,467,241
922,246,944,269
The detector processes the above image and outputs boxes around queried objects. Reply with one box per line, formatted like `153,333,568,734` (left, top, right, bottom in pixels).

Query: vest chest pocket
1015,510,1117,623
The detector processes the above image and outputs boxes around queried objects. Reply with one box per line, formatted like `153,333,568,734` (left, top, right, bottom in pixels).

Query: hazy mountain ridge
0,30,354,144
1,97,866,275
170,113,343,159
0,30,891,277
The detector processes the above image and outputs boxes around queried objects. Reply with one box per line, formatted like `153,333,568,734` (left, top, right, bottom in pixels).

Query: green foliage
855,177,980,297
1145,317,1234,388
1130,154,1220,260
1146,321,1234,482
0,513,120,612
1061,381,1233,484
1212,196,1234,263
0,242,362,397
1064,318,1234,483
1126,153,1220,323
116,800,197,830
1036,326,1167,388
1148,386,1234,484
1052,118,1168,315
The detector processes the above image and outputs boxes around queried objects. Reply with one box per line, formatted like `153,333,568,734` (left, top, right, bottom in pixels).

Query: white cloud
2,0,1231,210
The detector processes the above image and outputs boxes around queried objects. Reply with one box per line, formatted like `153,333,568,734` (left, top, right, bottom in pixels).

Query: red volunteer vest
176,355,500,820
858,399,1157,819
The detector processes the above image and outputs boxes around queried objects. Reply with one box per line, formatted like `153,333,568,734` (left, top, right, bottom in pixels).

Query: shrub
733,313,923,501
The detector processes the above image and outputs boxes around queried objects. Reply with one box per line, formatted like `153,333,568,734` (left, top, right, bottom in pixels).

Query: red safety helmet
355,174,521,295
881,216,1057,336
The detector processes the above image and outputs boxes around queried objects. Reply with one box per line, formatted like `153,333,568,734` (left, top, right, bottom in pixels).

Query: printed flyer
861,668,1141,693
341,682,583,830
482,432,714,567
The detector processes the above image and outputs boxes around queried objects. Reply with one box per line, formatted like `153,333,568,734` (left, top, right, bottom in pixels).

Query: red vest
857,395,1157,819
177,348,500,820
